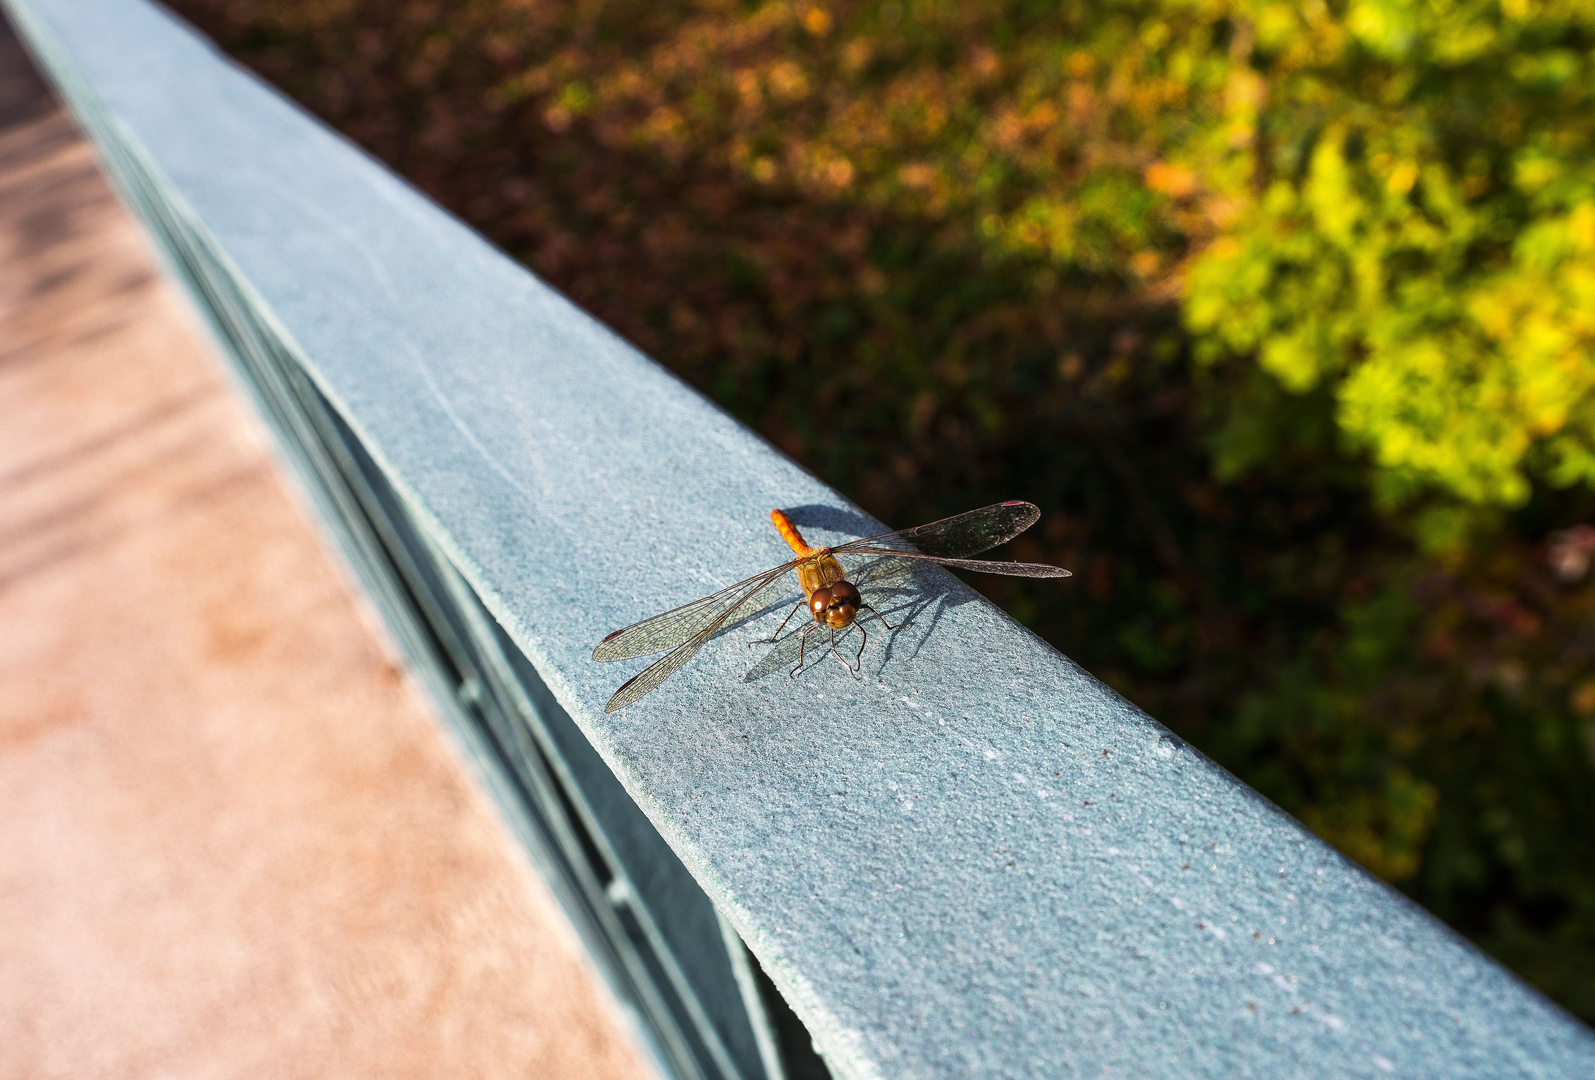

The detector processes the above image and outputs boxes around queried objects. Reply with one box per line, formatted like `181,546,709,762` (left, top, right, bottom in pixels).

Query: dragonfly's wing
593,563,795,662
843,546,1071,578
833,501,1043,561
849,552,923,587
604,569,793,712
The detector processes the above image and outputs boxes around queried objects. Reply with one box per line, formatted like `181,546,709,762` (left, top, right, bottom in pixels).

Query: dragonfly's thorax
795,549,846,598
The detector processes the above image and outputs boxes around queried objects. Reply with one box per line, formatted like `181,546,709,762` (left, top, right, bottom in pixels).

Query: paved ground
0,15,654,1080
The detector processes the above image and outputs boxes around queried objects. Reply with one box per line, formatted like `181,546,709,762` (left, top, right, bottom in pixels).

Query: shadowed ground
0,14,655,1079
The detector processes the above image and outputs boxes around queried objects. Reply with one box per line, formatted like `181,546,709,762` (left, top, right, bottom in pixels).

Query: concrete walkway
0,15,654,1079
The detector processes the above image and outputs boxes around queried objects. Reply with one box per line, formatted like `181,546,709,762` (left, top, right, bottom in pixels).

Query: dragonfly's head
808,580,860,628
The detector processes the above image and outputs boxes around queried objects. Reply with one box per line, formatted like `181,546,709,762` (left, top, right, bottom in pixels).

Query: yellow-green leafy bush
1184,0,1595,512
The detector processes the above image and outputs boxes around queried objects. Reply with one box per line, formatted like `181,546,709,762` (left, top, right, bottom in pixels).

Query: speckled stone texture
10,0,1595,1076
0,22,655,1078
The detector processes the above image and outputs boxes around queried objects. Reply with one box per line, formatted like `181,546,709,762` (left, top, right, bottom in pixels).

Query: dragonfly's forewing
593,563,795,662
835,500,1042,561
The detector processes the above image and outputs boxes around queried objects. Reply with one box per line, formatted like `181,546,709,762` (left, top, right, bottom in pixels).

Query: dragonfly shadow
741,555,979,686
707,591,802,645
779,503,881,540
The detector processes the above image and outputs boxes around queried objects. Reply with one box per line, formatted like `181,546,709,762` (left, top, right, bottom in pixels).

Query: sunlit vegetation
170,0,1595,1017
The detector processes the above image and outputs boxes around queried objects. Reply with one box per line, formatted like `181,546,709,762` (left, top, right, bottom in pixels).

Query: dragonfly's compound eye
826,580,861,627
809,587,833,621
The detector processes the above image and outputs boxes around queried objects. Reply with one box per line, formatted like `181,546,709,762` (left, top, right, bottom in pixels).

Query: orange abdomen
770,508,811,556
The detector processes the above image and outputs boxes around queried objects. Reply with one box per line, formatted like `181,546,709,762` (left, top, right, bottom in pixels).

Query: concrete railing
10,0,1594,1077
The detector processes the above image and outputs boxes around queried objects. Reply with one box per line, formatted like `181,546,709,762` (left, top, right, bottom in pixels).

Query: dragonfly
594,501,1071,713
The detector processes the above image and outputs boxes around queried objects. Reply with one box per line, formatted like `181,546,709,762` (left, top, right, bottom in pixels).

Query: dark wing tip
605,669,652,712
594,627,628,661
604,676,637,713
1008,501,1042,533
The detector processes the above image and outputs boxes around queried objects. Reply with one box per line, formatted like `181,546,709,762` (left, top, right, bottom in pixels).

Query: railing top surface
17,0,1594,1076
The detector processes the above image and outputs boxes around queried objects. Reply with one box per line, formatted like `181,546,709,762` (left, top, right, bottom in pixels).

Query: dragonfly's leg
852,621,868,672
860,602,895,631
750,599,802,648
789,622,818,678
828,627,862,680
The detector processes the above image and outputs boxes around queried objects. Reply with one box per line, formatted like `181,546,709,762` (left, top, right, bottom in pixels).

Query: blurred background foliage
167,0,1595,1018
